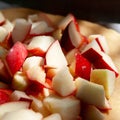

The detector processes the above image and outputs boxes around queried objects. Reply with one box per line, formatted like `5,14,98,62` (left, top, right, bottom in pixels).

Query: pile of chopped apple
0,11,119,120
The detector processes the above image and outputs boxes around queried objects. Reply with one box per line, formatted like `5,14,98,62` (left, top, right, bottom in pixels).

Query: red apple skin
6,41,28,75
0,88,12,104
75,53,92,80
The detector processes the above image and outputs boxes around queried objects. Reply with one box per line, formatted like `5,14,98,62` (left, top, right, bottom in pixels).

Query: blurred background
0,0,120,31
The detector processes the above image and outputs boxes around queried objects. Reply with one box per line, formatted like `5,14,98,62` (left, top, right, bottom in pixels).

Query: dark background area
0,0,120,24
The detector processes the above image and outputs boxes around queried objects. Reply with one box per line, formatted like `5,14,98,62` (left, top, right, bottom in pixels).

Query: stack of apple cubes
0,11,119,120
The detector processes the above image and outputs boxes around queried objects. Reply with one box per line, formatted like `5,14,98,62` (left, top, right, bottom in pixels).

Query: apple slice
45,40,68,69
81,105,105,120
75,77,110,109
27,36,55,56
81,38,102,62
0,101,30,119
43,94,81,120
58,13,75,30
28,14,39,23
52,66,76,96
12,71,29,91
88,34,109,54
1,109,43,120
0,12,5,25
22,56,44,72
10,90,32,102
90,69,115,99
30,21,54,36
93,51,119,77
30,95,50,117
60,20,88,52
43,113,62,120
12,18,31,43
6,41,28,75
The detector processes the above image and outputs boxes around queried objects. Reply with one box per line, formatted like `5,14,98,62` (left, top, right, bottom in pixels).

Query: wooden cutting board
1,8,120,120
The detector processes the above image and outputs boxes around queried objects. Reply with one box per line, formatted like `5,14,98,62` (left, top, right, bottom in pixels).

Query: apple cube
43,94,81,120
30,95,50,117
12,71,29,91
1,109,43,120
93,51,119,77
43,113,62,120
30,21,54,36
22,56,44,72
58,13,75,30
52,66,76,96
10,90,32,102
45,40,68,69
27,36,55,56
12,18,31,43
6,41,28,75
90,69,115,99
75,77,110,109
81,105,105,120
0,101,30,119
88,34,109,54
81,39,102,62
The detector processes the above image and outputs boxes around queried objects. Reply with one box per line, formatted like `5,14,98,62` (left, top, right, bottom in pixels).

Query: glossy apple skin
6,41,28,75
75,53,92,80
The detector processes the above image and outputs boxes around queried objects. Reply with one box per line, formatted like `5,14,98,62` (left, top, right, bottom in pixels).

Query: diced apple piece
10,90,32,102
93,51,119,77
81,39,102,62
0,27,9,43
6,42,28,75
27,36,55,56
22,56,44,72
1,109,43,120
2,20,14,32
75,77,110,109
26,66,46,84
58,14,75,30
12,71,28,91
0,101,30,119
82,105,105,120
0,12,5,25
28,14,39,23
12,18,31,43
52,66,76,96
90,69,115,99
88,34,109,54
43,94,81,120
43,113,62,120
30,95,50,117
30,21,54,36
45,40,68,69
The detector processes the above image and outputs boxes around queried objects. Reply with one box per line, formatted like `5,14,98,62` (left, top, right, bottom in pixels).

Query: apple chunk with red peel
1,109,43,120
43,94,81,120
52,66,76,97
6,41,28,75
27,36,55,56
88,34,109,54
90,69,115,99
81,39,102,62
75,77,110,110
12,18,31,43
60,20,88,52
93,51,119,77
45,40,68,69
0,101,30,119
81,105,105,120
